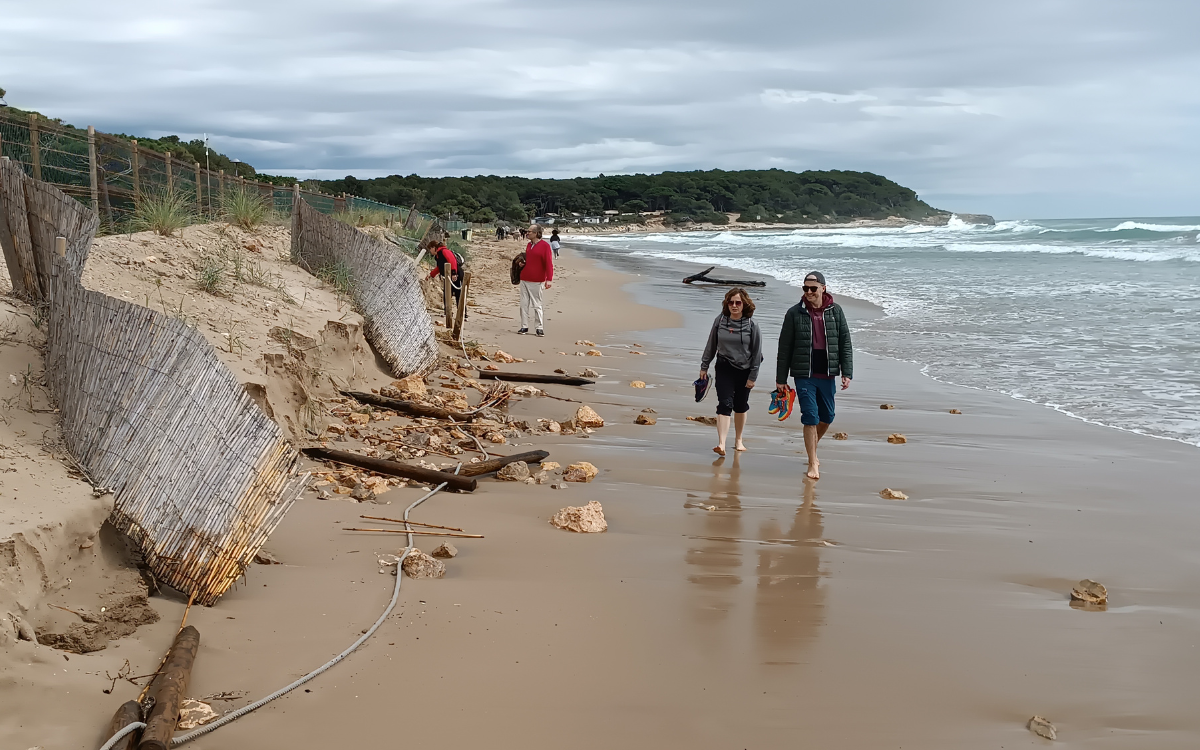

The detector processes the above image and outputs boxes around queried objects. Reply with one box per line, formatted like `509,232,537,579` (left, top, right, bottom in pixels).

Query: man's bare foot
713,446,726,457
806,460,820,480
735,441,747,452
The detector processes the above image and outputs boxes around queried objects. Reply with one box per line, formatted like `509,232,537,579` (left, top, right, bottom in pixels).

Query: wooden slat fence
291,192,439,377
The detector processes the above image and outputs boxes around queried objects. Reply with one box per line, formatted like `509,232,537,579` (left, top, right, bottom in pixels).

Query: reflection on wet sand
686,455,826,664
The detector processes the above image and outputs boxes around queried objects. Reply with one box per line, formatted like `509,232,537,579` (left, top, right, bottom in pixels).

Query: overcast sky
3,0,1198,218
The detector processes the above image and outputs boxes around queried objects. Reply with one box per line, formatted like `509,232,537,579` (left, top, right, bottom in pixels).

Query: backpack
451,250,466,276
510,253,526,285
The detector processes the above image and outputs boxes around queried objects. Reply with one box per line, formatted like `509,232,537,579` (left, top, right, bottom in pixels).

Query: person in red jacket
427,239,463,304
518,225,554,336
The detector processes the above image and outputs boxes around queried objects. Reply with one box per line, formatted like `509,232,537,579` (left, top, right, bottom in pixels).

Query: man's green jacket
776,300,853,382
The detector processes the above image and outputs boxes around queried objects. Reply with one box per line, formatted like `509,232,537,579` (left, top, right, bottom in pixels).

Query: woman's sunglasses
728,299,743,305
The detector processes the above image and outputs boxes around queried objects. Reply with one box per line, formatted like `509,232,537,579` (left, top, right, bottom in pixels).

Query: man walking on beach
519,225,554,336
776,272,852,479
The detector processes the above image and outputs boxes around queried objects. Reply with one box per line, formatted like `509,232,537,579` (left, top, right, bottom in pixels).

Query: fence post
443,264,453,329
453,271,471,341
165,152,173,194
87,126,99,216
29,114,41,181
218,169,224,208
131,140,141,201
194,162,203,215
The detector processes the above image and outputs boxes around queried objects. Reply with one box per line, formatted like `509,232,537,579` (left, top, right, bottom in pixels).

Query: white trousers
519,280,544,330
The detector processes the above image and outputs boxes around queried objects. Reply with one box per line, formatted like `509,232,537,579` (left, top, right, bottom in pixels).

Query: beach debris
35,594,161,653
253,549,282,565
585,349,603,356
1070,579,1108,607
383,374,427,399
880,488,908,500
581,368,600,378
632,343,642,347
551,483,568,490
631,350,646,355
880,403,895,410
833,432,849,440
575,340,595,346
12,614,36,642
1027,716,1056,740
563,462,599,483
949,409,962,414
550,500,608,533
682,266,766,287
630,380,646,388
887,433,907,444
687,415,718,426
641,407,657,414
177,699,219,730
635,414,657,425
554,368,567,374
401,549,446,579
140,626,201,748
541,461,561,472
105,699,143,750
497,461,532,481
533,470,551,484
542,419,562,433
512,385,543,396
574,405,605,428
493,350,518,363
431,542,458,559
476,370,595,386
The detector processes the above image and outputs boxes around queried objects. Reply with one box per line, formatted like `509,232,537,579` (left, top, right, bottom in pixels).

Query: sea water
573,217,1200,446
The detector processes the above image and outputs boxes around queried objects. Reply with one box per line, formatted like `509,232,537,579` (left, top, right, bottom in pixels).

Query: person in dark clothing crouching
699,287,764,456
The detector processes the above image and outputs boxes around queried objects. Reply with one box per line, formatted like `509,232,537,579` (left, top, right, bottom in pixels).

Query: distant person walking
776,272,853,479
700,287,763,456
519,225,554,336
427,238,464,305
550,228,562,259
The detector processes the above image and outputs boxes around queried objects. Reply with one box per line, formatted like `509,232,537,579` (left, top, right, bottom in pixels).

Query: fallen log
139,625,200,750
105,700,143,750
340,390,475,421
303,447,478,492
682,266,766,287
442,449,549,477
476,371,594,386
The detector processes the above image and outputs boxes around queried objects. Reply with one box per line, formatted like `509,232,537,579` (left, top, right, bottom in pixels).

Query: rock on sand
833,432,849,440
402,549,446,579
887,433,907,444
880,488,908,500
880,403,895,410
563,462,599,483
574,405,605,428
630,380,646,388
1027,716,1056,740
1070,579,1108,606
431,542,458,559
635,414,657,425
177,699,219,730
497,461,531,481
550,500,608,533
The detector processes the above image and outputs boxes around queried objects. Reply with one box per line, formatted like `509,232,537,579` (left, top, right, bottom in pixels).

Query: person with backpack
515,225,553,336
428,239,465,305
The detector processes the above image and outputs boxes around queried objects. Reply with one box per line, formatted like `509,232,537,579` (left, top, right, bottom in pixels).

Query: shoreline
557,213,985,236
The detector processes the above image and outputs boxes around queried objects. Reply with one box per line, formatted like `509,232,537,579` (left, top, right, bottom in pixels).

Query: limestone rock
253,549,282,565
887,433,907,444
388,374,427,398
1027,716,1056,740
533,470,551,484
949,409,962,414
431,542,458,559
1070,579,1108,606
177,699,219,730
641,407,657,414
550,500,608,533
880,403,895,410
486,431,508,444
563,462,599,483
585,349,603,357
513,385,543,396
581,368,600,378
635,414,657,425
833,432,849,440
687,415,718,426
880,488,908,500
574,405,605,428
540,461,561,472
401,549,446,579
630,380,646,388
493,350,518,363
497,461,531,481
554,368,567,374
345,412,370,425
575,339,595,346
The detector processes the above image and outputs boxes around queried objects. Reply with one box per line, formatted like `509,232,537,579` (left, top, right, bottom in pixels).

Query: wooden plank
302,447,477,492
340,390,475,422
476,371,595,386
441,449,549,477
0,161,39,299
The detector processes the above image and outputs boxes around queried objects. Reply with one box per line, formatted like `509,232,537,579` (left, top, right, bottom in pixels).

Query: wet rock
177,699,219,730
574,405,605,428
533,470,551,484
431,542,458,559
540,461,561,472
949,409,962,414
513,385,543,396
497,461,531,481
554,368,567,374
887,433,907,444
401,549,446,579
550,500,608,533
880,488,908,500
581,368,600,378
635,414,657,425
833,432,849,440
880,403,895,410
687,415,718,426
1027,716,1056,740
630,380,646,388
585,349,603,357
1070,579,1108,606
253,549,282,565
563,462,599,483
575,339,596,346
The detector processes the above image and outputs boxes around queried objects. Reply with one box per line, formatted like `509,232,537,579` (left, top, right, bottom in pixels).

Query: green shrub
131,190,194,236
221,186,270,230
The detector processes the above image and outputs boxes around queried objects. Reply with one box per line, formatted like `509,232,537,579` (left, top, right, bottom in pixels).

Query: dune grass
130,190,195,237
221,185,271,230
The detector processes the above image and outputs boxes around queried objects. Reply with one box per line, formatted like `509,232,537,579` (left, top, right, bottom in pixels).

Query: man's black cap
804,271,826,286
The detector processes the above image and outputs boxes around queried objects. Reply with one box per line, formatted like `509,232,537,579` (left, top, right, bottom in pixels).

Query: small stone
635,414,657,425
345,412,370,425
351,485,372,501
833,432,849,440
253,549,282,565
887,433,907,444
497,461,531,481
431,542,458,559
484,364,500,371
1027,716,1056,741
388,374,427,398
513,385,543,396
401,549,446,579
575,339,595,346
493,350,518,363
550,500,607,532
554,368,567,374
533,470,551,484
1070,579,1108,606
880,488,908,500
540,461,561,472
177,699,219,730
631,350,646,355
630,380,646,388
574,405,605,428
880,403,895,410
545,420,561,433
486,431,507,444
687,415,718,426
563,461,599,483
585,349,603,357
641,407,657,414
581,368,600,378
949,409,962,414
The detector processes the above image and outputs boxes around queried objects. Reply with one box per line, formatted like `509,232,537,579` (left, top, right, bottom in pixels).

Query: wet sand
6,243,1200,748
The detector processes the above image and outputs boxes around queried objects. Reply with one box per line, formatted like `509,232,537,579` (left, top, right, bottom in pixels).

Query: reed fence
291,189,440,377
2,158,306,605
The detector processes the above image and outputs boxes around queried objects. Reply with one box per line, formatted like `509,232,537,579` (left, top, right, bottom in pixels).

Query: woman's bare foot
735,441,747,452
713,446,726,457
806,459,820,480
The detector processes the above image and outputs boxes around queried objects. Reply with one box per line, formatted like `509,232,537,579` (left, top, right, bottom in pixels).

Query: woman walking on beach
699,287,763,456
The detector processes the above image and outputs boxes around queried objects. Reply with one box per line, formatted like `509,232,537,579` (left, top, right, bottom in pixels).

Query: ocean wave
1102,221,1200,233
943,243,1200,262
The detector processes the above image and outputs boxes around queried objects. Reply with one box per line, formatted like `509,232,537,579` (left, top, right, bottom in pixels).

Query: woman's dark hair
722,287,755,318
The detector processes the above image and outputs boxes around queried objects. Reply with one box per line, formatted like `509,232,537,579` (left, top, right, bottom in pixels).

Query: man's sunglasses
802,285,820,293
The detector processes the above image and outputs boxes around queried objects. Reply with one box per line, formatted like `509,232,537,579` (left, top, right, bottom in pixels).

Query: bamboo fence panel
291,194,439,377
4,168,305,605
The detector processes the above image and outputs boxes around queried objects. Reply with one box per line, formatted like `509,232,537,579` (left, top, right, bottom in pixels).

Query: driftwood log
341,390,475,421
106,700,143,750
303,447,478,492
441,449,550,477
139,626,200,750
682,266,766,287
476,371,594,386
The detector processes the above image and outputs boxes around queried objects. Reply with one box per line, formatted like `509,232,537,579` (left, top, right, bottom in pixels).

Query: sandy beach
3,233,1199,749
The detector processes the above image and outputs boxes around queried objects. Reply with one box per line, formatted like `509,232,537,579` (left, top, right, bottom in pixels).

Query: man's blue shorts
795,377,836,426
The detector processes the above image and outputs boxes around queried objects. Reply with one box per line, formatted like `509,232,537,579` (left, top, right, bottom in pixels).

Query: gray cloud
3,0,1198,217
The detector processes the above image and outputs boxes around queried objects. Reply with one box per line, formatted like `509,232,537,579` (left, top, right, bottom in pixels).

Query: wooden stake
165,152,172,194
29,114,41,181
131,140,141,200
87,126,99,215
194,162,203,215
359,515,464,531
452,270,471,341
443,263,453,329
139,625,200,750
342,528,484,539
